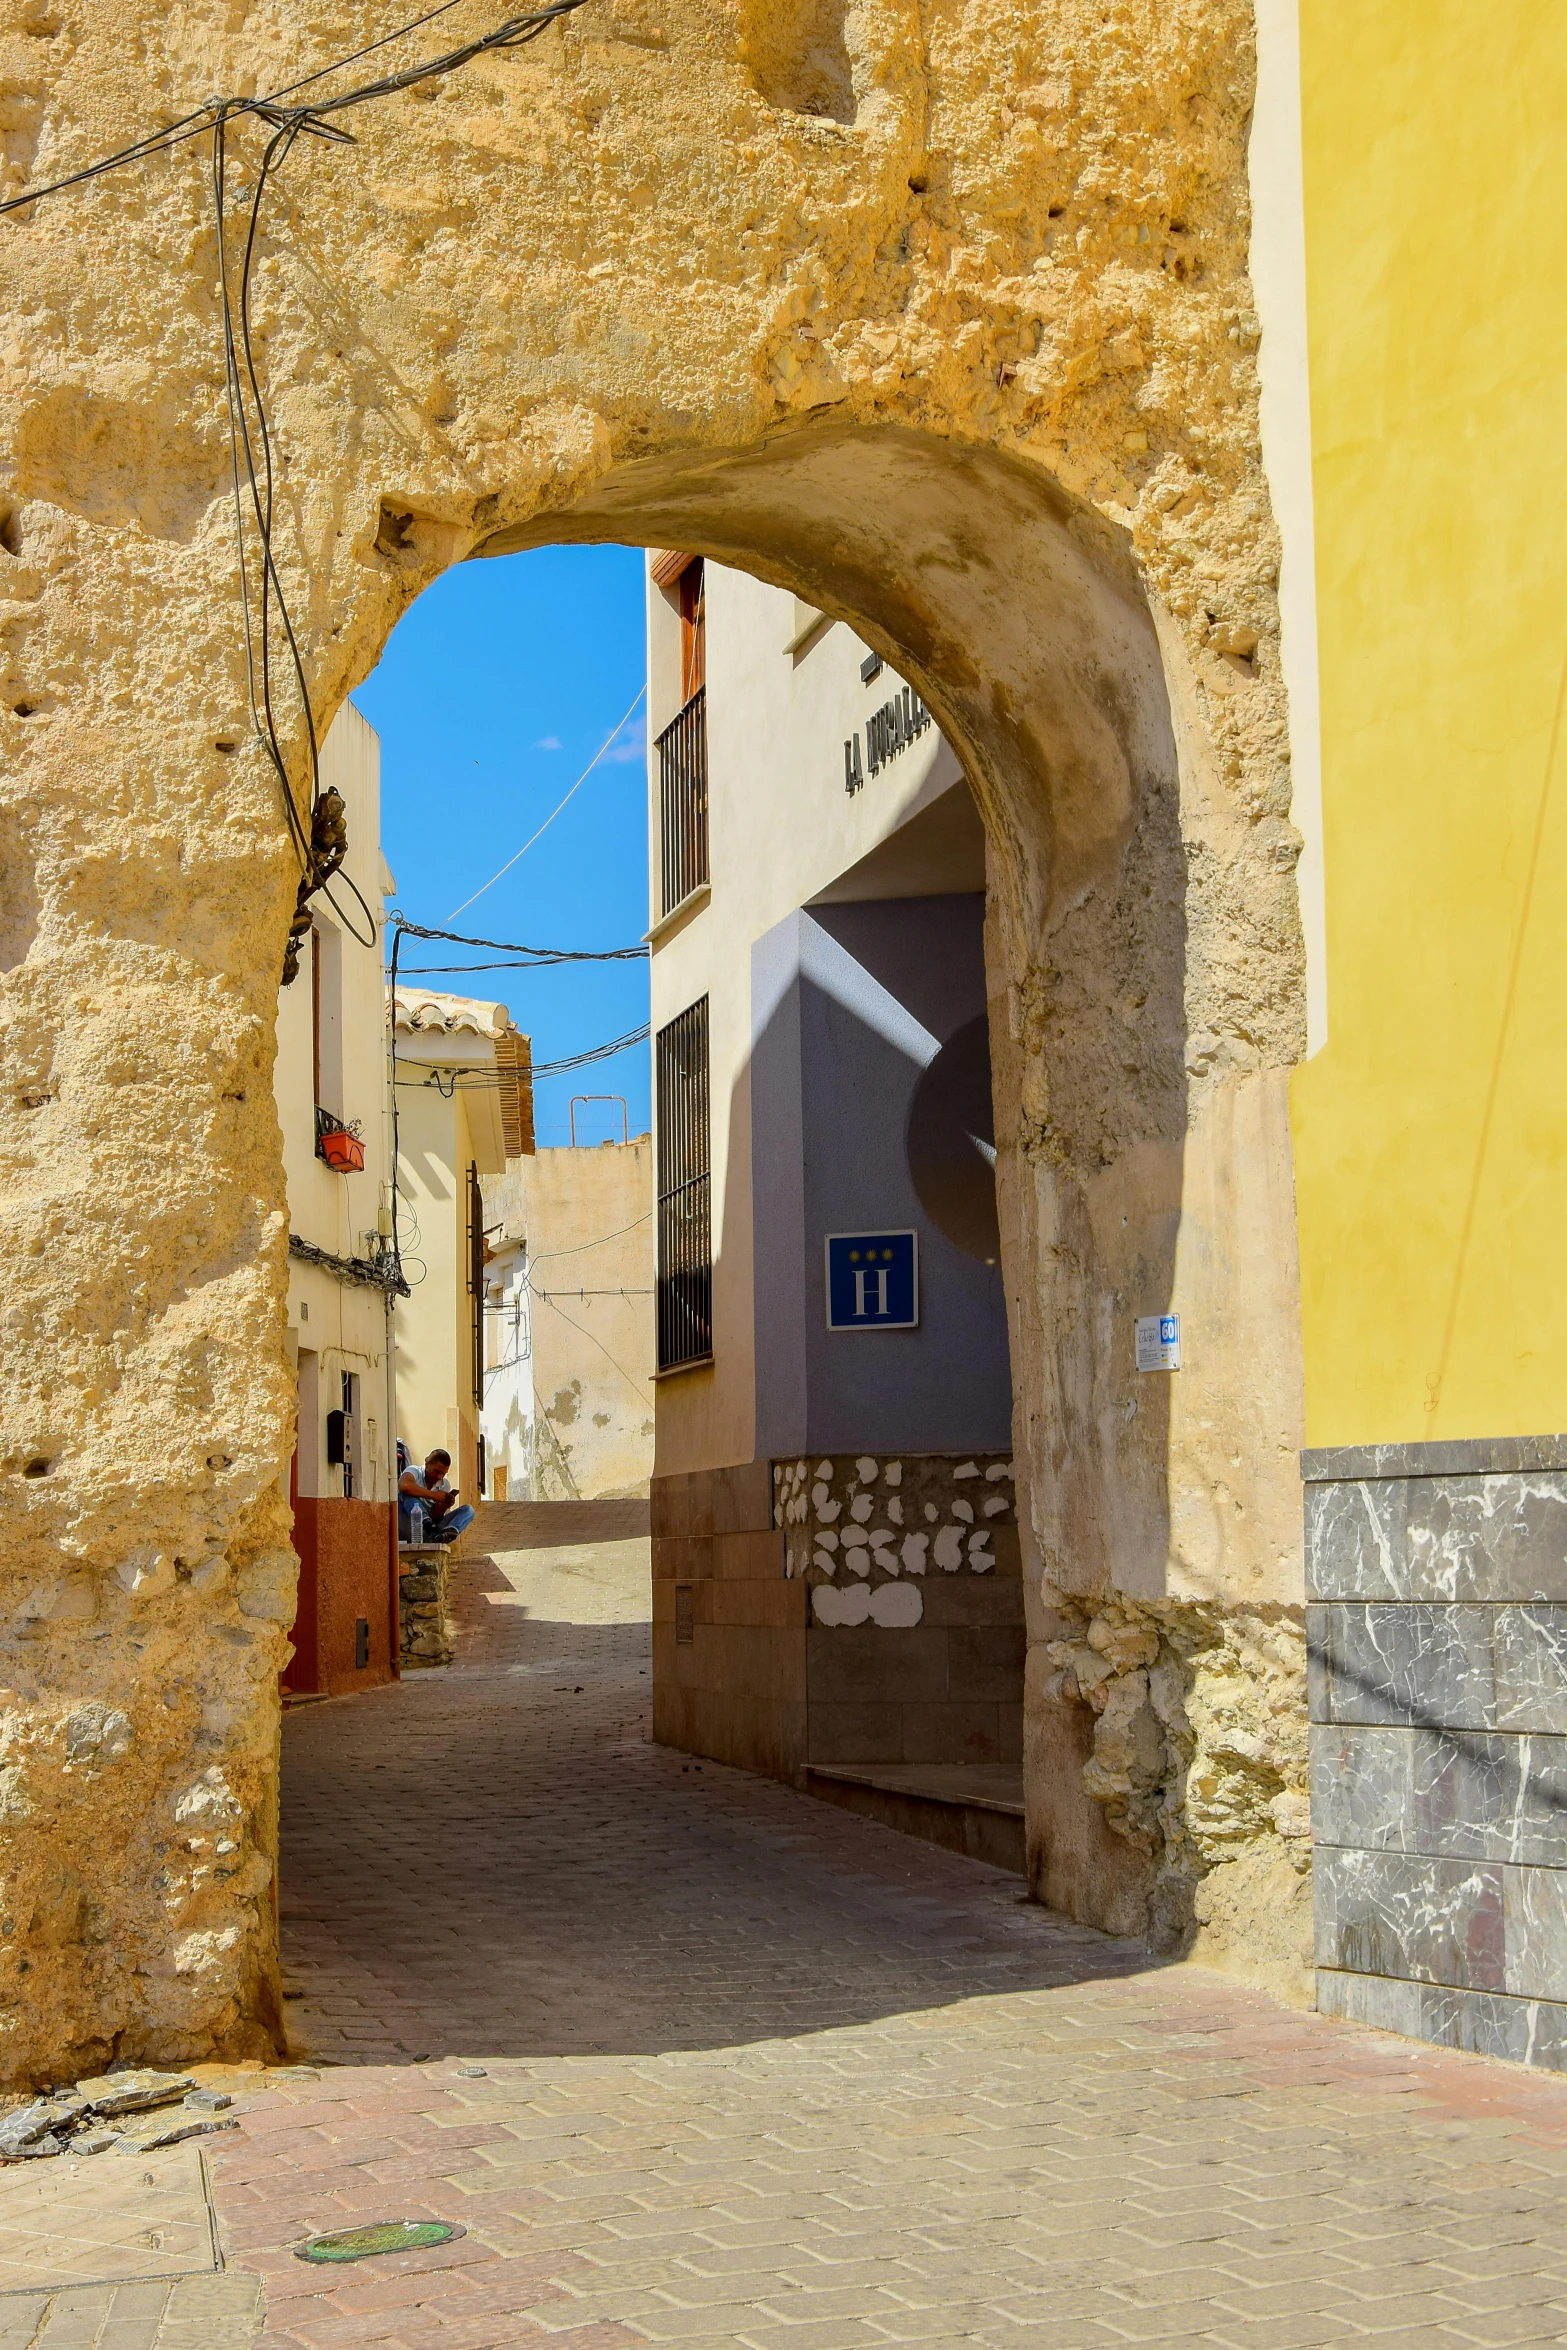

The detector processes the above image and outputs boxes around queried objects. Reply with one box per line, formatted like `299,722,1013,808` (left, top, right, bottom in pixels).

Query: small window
679,557,706,700
655,557,708,918
655,998,712,1371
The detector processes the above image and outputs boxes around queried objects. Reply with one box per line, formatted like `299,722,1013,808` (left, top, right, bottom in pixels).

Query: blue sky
353,543,651,1148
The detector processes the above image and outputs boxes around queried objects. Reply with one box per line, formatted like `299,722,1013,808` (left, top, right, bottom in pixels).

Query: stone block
653,1618,702,1688
901,1702,1004,1766
654,1534,715,1583
1305,1469,1567,1602
702,1620,808,1705
806,1626,952,1706
1313,1846,1506,1990
715,1528,786,1579
650,1474,693,1541
946,1625,1027,1702
653,1679,805,1781
807,1702,904,1763
709,1577,807,1629
712,1460,775,1535
398,1549,451,1669
919,1576,1026,1628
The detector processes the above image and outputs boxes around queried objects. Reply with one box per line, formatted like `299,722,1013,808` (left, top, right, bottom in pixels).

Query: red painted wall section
286,1498,396,1696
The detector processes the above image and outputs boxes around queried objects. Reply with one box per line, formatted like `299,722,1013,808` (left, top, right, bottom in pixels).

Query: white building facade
275,703,401,1697
646,557,1023,1851
391,988,532,1512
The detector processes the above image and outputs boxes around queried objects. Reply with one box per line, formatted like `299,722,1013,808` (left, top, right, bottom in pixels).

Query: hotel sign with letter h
825,1231,919,1330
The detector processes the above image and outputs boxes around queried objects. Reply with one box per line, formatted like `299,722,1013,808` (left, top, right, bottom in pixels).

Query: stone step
800,1762,1026,1874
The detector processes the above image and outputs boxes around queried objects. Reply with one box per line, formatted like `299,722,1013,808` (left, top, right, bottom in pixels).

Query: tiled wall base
1307,1434,1567,2071
652,1463,806,1780
653,1455,1027,1785
1317,1965,1567,2070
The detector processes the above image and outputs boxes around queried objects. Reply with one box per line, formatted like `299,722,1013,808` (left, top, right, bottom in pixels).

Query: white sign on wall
1135,1313,1181,1372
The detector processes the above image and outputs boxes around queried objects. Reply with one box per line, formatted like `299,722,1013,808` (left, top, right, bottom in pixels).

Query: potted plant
315,1110,366,1173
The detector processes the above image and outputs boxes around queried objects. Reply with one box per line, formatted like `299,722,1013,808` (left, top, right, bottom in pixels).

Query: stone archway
0,0,1306,2082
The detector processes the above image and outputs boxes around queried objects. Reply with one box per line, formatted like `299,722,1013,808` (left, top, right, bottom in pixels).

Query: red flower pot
319,1128,366,1172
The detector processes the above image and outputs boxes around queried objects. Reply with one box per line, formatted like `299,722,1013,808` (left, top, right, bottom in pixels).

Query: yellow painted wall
1291,3,1567,1443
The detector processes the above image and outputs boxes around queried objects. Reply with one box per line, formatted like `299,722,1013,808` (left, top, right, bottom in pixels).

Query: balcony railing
655,685,708,918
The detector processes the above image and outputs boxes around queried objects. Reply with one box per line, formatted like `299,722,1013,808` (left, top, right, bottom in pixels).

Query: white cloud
603,718,648,765
533,734,562,751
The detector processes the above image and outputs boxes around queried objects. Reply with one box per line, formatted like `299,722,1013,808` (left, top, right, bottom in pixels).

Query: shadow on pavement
279,1502,1151,2067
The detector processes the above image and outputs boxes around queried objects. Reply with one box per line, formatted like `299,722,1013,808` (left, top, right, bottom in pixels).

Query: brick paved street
194,1507,1567,2349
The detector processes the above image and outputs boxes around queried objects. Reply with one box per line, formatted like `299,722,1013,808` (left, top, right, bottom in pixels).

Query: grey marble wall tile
1317,1604,1493,1727
1411,1728,1567,1865
1315,1847,1505,1989
1302,1435,1567,1483
1306,1605,1330,1725
1417,1982,1567,2070
1310,1723,1412,1851
1494,1607,1567,1730
1310,1603,1567,1732
1306,1472,1567,1603
1315,1967,1424,2038
1312,1724,1567,1863
1503,1863,1567,2002
1317,1968,1567,2072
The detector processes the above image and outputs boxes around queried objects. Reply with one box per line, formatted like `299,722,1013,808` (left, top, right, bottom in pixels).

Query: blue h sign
825,1231,919,1331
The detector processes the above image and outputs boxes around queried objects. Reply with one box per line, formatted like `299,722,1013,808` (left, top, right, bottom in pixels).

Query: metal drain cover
295,2220,465,2263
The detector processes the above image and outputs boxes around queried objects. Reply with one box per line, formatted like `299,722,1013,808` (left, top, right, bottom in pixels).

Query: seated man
398,1448,476,1546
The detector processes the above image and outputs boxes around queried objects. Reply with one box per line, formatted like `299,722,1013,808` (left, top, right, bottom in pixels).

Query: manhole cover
295,2220,465,2263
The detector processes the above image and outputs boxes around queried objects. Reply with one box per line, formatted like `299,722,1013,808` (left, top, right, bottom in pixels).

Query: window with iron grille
656,686,707,917
655,558,708,917
655,997,712,1371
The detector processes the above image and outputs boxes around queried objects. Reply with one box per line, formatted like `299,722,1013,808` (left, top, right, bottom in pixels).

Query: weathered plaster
0,0,1307,2073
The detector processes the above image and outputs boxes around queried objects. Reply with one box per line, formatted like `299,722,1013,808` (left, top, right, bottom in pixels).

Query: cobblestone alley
25,1504,1567,2350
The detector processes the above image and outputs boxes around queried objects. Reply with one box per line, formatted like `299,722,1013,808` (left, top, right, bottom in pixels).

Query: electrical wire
266,0,482,105
528,1209,651,1264
527,1279,654,1408
0,0,591,220
445,682,646,921
396,960,645,973
392,1024,648,1083
389,918,647,965
2,0,595,983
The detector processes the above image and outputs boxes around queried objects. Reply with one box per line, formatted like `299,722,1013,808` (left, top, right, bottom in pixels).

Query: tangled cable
0,0,593,222
2,0,595,981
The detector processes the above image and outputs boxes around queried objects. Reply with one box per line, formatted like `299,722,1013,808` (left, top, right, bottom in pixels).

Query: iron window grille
655,996,712,1371
655,685,708,918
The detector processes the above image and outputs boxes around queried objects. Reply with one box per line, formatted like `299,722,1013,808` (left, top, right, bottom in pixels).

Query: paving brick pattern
201,1518,1567,2350
0,2274,264,2347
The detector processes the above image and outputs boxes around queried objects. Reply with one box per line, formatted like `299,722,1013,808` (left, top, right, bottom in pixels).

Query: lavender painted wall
750,895,1012,1459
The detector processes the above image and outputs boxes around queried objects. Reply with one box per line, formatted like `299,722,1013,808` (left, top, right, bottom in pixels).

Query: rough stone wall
0,0,1305,2077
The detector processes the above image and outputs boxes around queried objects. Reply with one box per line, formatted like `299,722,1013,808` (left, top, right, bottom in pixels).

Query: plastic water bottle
407,1503,424,1548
